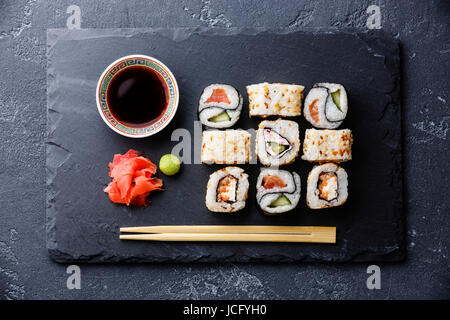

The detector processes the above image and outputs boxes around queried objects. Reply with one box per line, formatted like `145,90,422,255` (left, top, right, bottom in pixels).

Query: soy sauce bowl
96,54,179,138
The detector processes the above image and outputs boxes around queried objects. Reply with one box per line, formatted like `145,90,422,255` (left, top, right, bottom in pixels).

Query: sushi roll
306,163,348,209
198,84,243,128
201,129,252,164
247,82,304,118
205,167,249,213
256,119,300,166
301,129,353,163
304,83,348,129
256,168,301,215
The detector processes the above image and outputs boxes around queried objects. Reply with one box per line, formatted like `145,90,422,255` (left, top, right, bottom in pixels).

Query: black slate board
46,28,404,263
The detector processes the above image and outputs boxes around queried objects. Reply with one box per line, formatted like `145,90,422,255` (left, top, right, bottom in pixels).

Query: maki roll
256,119,300,166
304,83,348,129
199,84,243,128
301,129,353,163
205,167,249,213
201,129,252,164
256,168,301,215
306,163,348,209
247,82,304,118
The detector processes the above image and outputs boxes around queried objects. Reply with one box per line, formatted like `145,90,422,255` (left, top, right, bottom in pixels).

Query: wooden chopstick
119,226,336,243
119,233,335,243
120,225,333,234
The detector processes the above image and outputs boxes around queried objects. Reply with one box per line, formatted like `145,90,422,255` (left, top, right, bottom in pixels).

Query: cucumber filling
269,195,291,207
208,111,231,123
269,142,287,155
331,89,342,112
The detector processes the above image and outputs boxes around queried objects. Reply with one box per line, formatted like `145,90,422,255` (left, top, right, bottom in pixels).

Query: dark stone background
0,0,448,299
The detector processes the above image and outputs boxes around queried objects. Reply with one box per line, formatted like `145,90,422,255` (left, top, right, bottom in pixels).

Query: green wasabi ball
159,154,181,176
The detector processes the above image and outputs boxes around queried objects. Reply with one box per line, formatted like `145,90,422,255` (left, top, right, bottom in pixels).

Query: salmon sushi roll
205,167,249,213
304,83,348,129
256,168,301,215
199,84,243,128
306,163,348,209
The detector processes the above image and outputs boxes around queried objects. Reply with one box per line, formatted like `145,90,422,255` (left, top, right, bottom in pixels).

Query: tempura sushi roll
256,168,301,215
301,129,353,163
304,83,348,129
306,163,348,209
205,167,249,213
247,82,304,117
256,119,300,166
201,129,251,164
199,84,243,128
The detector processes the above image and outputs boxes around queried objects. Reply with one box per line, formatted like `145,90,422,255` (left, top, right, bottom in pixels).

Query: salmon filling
205,88,231,104
217,175,238,203
262,175,287,189
309,98,320,123
318,172,338,201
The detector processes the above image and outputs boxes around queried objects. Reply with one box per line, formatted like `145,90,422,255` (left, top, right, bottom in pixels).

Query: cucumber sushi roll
306,163,348,209
256,168,301,215
205,167,249,213
198,84,243,128
256,119,300,166
304,83,348,129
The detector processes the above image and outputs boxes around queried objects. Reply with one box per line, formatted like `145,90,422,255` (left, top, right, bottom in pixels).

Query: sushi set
198,82,352,215
47,28,404,263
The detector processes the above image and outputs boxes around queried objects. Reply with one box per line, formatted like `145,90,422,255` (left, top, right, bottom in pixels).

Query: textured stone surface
0,0,448,299
47,28,403,263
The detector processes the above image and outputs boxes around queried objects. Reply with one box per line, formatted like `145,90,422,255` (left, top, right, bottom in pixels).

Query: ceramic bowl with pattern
96,54,179,138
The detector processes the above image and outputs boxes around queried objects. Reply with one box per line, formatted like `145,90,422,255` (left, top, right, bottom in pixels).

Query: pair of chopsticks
120,225,336,243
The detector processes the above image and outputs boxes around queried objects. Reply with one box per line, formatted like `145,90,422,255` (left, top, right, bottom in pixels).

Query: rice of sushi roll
256,119,300,166
201,129,252,164
306,163,348,209
198,84,243,128
304,83,348,129
301,129,353,163
247,82,304,118
205,167,249,213
256,168,301,215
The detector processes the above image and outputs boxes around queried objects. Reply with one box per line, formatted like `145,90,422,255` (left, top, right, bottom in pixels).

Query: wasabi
159,154,181,176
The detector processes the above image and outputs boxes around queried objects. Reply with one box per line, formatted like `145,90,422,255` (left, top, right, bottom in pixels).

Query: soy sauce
107,66,168,127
